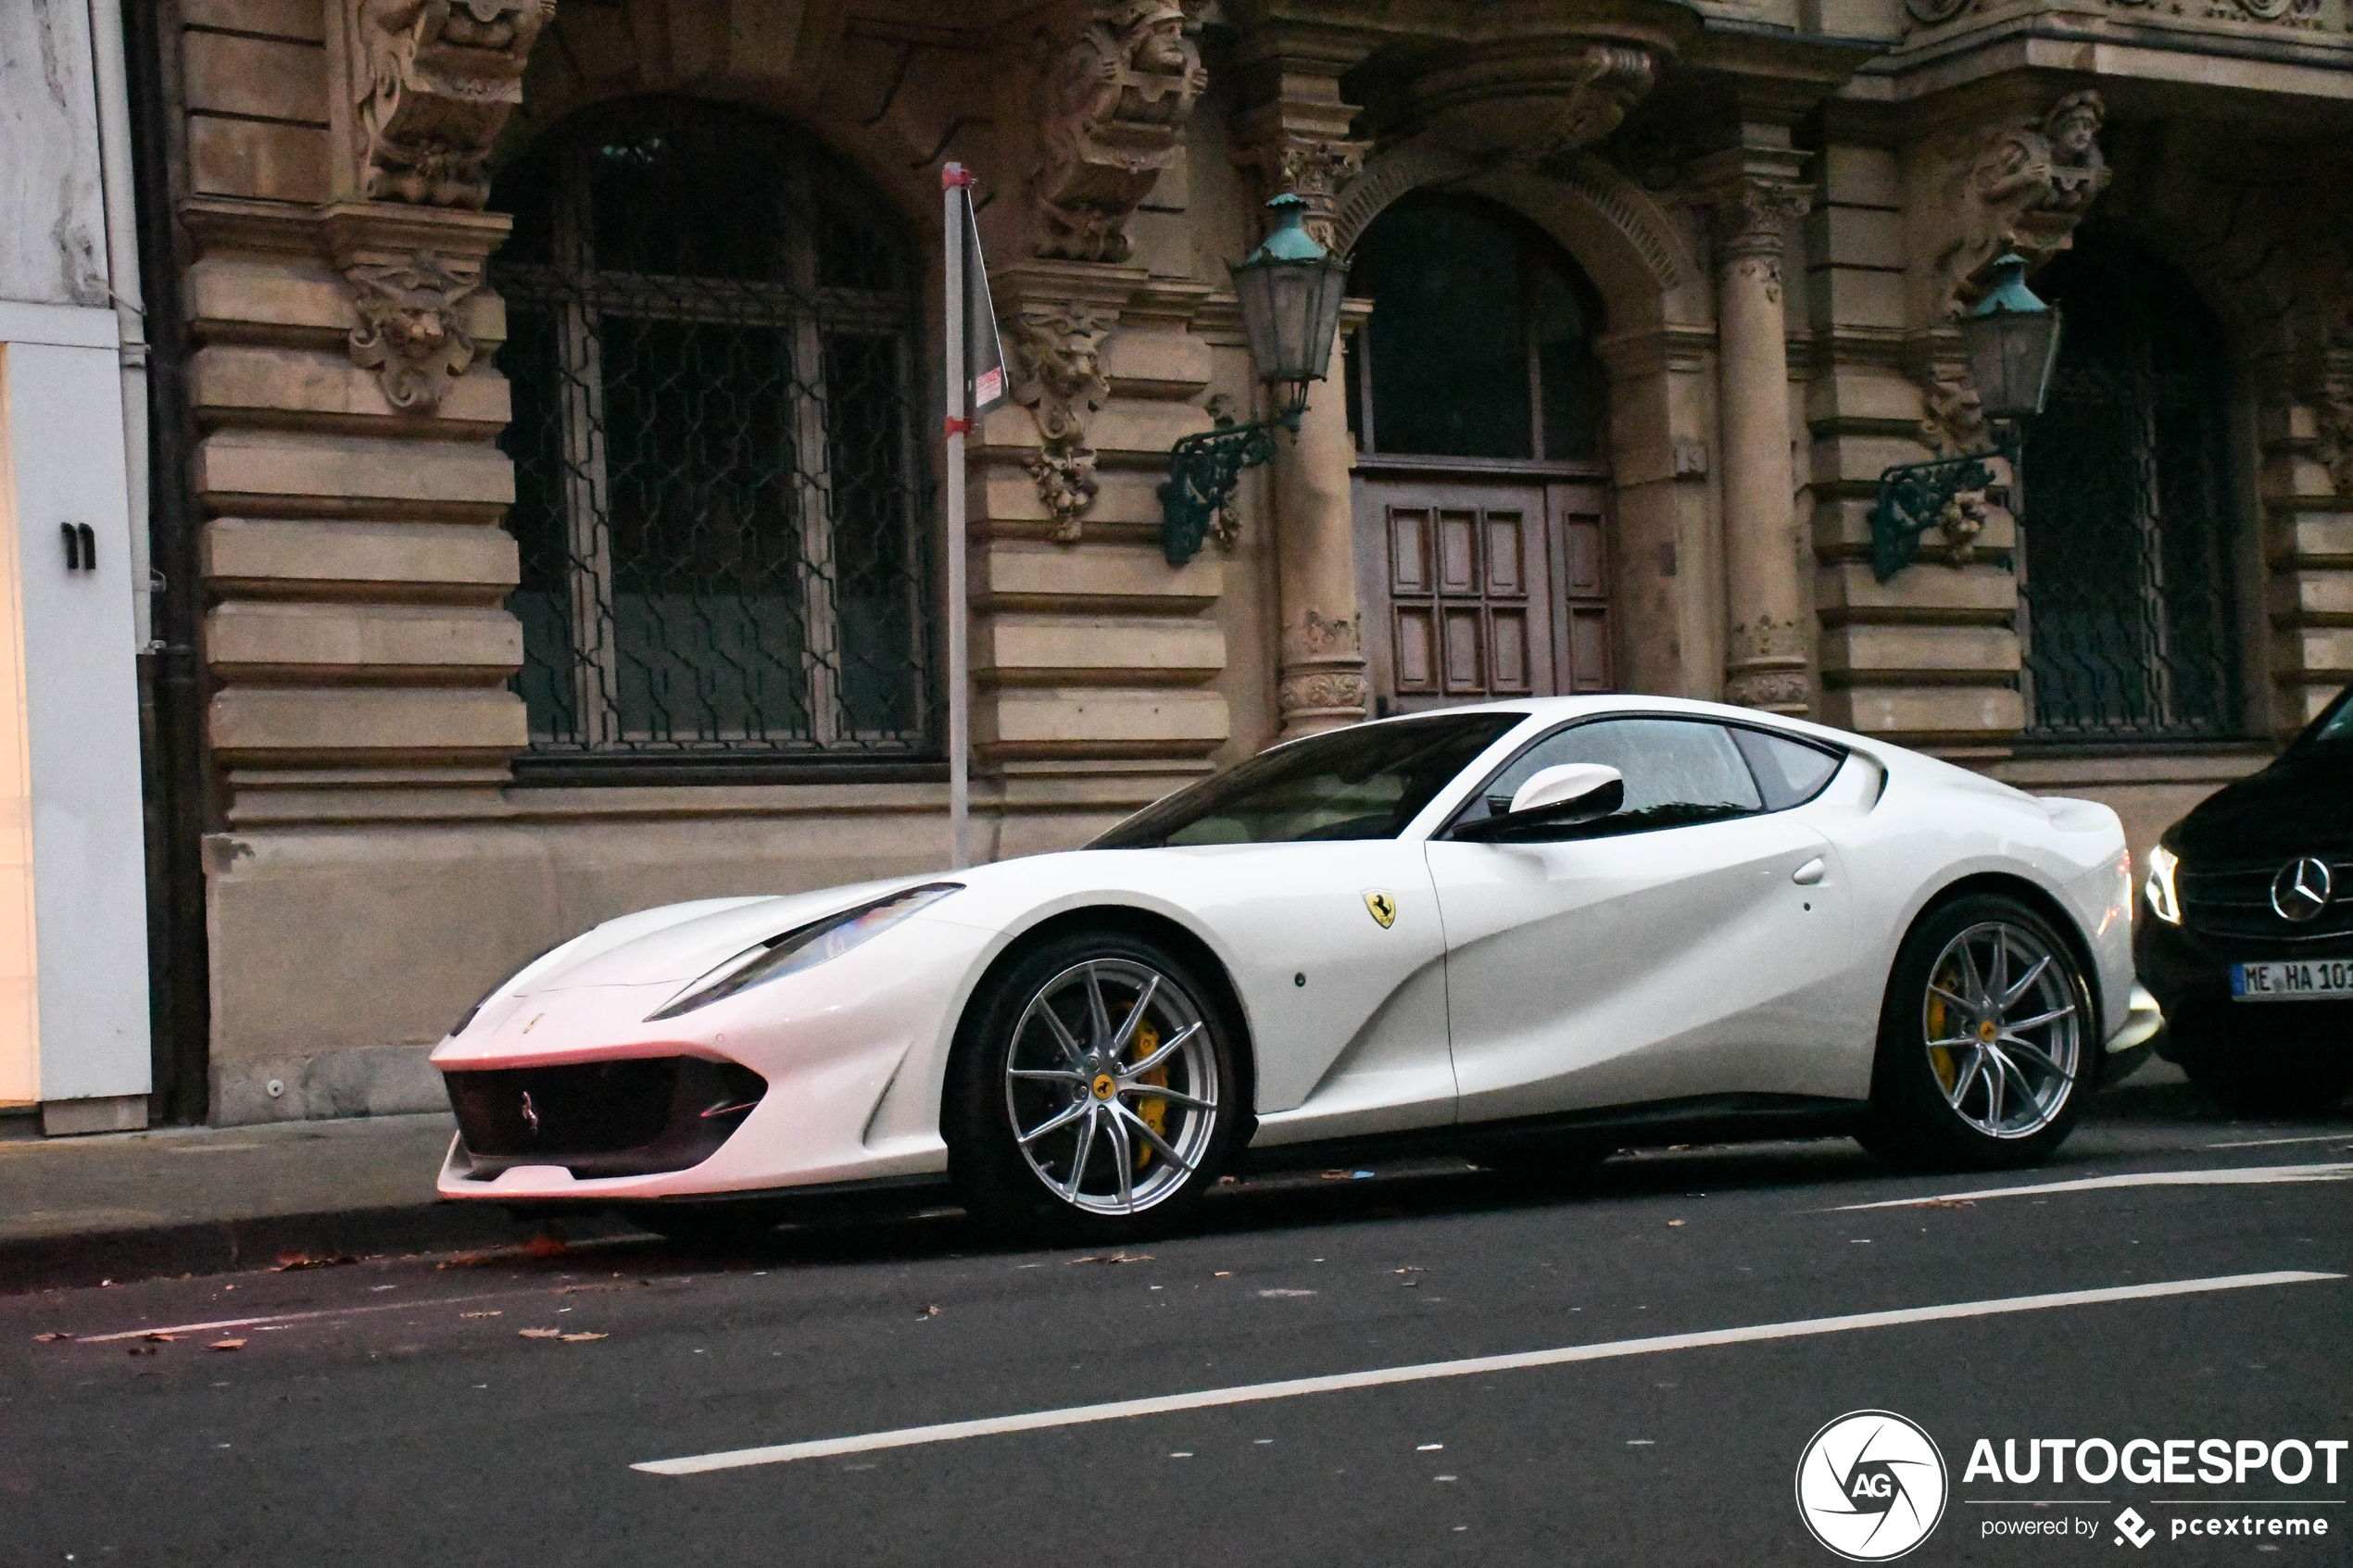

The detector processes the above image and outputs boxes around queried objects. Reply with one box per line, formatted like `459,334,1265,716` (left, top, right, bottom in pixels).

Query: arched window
1345,194,1607,463
490,98,932,762
2020,234,2243,739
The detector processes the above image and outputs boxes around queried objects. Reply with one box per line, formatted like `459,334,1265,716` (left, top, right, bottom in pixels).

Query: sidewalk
0,1112,556,1293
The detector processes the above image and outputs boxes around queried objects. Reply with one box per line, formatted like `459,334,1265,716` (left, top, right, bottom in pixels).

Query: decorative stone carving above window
1409,44,1656,166
1029,1,1208,263
352,0,553,208
1934,91,2109,322
1232,138,1370,250
1906,0,2332,31
1009,304,1117,541
346,250,479,411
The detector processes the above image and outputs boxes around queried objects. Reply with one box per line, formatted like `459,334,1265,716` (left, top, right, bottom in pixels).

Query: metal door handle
1792,858,1825,885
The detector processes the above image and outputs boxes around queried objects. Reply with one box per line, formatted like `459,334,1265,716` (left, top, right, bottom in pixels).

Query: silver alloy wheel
1003,958,1218,1216
1921,920,2082,1139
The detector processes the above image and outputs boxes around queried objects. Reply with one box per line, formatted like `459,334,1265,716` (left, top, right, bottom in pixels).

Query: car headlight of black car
647,883,963,1022
2145,843,2183,925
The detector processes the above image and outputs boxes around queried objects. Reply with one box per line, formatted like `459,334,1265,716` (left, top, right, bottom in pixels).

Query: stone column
1699,155,1812,714
1273,332,1370,737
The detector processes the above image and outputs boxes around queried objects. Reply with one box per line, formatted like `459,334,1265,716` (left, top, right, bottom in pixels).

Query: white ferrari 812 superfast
433,696,2157,1242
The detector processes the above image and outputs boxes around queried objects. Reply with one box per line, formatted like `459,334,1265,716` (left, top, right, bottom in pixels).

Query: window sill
510,755,949,789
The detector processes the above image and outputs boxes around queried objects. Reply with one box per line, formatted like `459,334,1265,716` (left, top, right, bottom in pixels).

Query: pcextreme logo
1796,1411,1951,1562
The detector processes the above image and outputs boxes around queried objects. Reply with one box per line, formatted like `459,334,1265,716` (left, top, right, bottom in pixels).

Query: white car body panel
430,695,2135,1205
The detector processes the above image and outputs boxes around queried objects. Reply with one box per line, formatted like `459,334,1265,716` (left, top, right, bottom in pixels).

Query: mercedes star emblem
2270,857,2334,923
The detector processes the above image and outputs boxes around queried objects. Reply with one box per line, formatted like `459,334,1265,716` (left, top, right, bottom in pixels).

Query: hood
522,874,946,992
2168,746,2353,863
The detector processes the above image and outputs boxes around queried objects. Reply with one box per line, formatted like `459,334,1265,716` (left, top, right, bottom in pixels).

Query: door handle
1792,858,1826,885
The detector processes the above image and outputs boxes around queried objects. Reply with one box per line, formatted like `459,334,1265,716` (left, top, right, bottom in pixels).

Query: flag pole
942,163,972,871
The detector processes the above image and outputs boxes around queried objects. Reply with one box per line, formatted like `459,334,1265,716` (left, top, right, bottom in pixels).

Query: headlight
647,883,963,1021
2145,844,2183,925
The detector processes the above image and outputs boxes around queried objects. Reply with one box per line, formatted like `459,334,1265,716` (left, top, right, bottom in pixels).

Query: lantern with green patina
1871,254,2063,581
1161,194,1350,566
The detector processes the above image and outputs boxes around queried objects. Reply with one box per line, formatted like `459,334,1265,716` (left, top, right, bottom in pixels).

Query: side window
1457,718,1763,839
1729,727,1843,810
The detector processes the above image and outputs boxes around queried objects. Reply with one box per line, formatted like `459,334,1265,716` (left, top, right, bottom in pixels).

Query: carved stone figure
1009,305,1116,541
2319,391,2353,495
355,0,554,208
1416,45,1655,167
346,250,480,412
1935,90,2110,320
1277,670,1371,721
1936,488,1992,566
1029,1,1207,263
1919,370,1990,458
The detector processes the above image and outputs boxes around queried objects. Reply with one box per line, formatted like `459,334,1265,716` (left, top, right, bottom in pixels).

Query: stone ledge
203,518,519,602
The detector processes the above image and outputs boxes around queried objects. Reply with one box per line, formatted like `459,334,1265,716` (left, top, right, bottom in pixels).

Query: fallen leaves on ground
208,1339,245,1352
558,1332,607,1343
917,1305,941,1319
144,1332,178,1343
1213,1271,1233,1278
1067,1251,1153,1265
459,1311,501,1319
518,1327,563,1340
1667,1220,1687,1228
32,1332,70,1342
522,1235,570,1259
273,1251,360,1272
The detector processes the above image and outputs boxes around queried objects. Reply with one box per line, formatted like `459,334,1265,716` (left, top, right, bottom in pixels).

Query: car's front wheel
946,931,1241,1243
1860,895,2093,1172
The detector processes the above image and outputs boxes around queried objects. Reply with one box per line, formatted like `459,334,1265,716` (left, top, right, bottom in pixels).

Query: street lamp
1161,194,1350,566
1871,254,2062,581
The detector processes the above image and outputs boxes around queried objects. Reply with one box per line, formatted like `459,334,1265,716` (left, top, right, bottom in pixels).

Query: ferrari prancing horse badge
1364,890,1398,929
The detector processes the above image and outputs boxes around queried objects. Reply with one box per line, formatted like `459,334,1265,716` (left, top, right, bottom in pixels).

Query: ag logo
1795,1411,1947,1562
1363,890,1397,929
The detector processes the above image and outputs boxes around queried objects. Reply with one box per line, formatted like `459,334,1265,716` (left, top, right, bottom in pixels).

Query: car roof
1350,694,1868,751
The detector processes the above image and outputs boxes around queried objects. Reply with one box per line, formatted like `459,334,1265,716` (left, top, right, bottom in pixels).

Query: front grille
443,1056,768,1180
2179,859,2353,945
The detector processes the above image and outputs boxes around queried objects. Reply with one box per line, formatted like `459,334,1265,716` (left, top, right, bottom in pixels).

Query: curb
0,1201,634,1296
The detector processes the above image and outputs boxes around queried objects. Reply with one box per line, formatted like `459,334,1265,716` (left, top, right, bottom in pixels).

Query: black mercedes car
2138,687,2353,1111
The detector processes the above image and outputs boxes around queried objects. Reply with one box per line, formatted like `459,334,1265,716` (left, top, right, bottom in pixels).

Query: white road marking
1836,1163,2353,1210
2205,1134,2353,1150
631,1271,2338,1477
69,1293,519,1344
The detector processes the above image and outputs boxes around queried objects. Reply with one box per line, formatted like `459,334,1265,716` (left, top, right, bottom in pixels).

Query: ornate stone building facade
126,0,2353,1123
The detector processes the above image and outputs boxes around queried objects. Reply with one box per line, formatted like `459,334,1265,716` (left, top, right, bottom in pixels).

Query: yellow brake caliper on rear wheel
1129,1019,1167,1169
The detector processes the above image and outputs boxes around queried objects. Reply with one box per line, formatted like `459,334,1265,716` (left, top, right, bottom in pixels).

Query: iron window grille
489,98,936,766
2018,236,2243,743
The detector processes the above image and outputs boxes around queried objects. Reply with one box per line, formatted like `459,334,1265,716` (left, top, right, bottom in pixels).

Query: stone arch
1332,139,1695,334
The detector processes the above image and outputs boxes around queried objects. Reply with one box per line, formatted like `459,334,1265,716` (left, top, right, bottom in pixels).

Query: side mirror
1451,763,1625,842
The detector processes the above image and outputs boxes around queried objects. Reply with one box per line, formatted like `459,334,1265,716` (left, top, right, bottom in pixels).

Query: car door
1426,715,1857,1123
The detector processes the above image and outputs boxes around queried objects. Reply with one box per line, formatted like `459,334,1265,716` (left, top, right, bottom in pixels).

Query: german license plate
2231,959,2353,1001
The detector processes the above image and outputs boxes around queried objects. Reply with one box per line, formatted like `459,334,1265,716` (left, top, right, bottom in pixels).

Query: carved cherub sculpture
1030,1,1207,262
1937,90,2110,318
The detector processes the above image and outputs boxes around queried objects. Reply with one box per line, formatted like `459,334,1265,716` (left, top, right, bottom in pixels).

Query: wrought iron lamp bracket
1869,441,2013,583
1159,404,1300,567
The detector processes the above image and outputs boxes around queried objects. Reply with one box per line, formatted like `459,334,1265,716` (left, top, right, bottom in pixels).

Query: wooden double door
1353,473,1614,716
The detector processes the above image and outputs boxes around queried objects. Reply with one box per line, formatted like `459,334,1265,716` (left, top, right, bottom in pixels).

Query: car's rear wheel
946,931,1242,1243
1860,895,2092,1172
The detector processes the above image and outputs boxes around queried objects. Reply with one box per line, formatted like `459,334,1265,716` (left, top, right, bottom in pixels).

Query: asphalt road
6,1080,2349,1567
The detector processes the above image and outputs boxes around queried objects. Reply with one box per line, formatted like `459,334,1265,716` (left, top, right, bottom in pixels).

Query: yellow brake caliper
1129,1019,1167,1169
1927,960,1957,1093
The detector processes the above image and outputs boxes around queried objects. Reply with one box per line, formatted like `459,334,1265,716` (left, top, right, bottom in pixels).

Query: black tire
2176,1048,2353,1118
945,929,1244,1245
1859,894,2095,1173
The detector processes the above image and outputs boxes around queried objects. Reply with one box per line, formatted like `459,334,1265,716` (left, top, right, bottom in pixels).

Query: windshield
1089,712,1525,848
2303,686,2353,747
